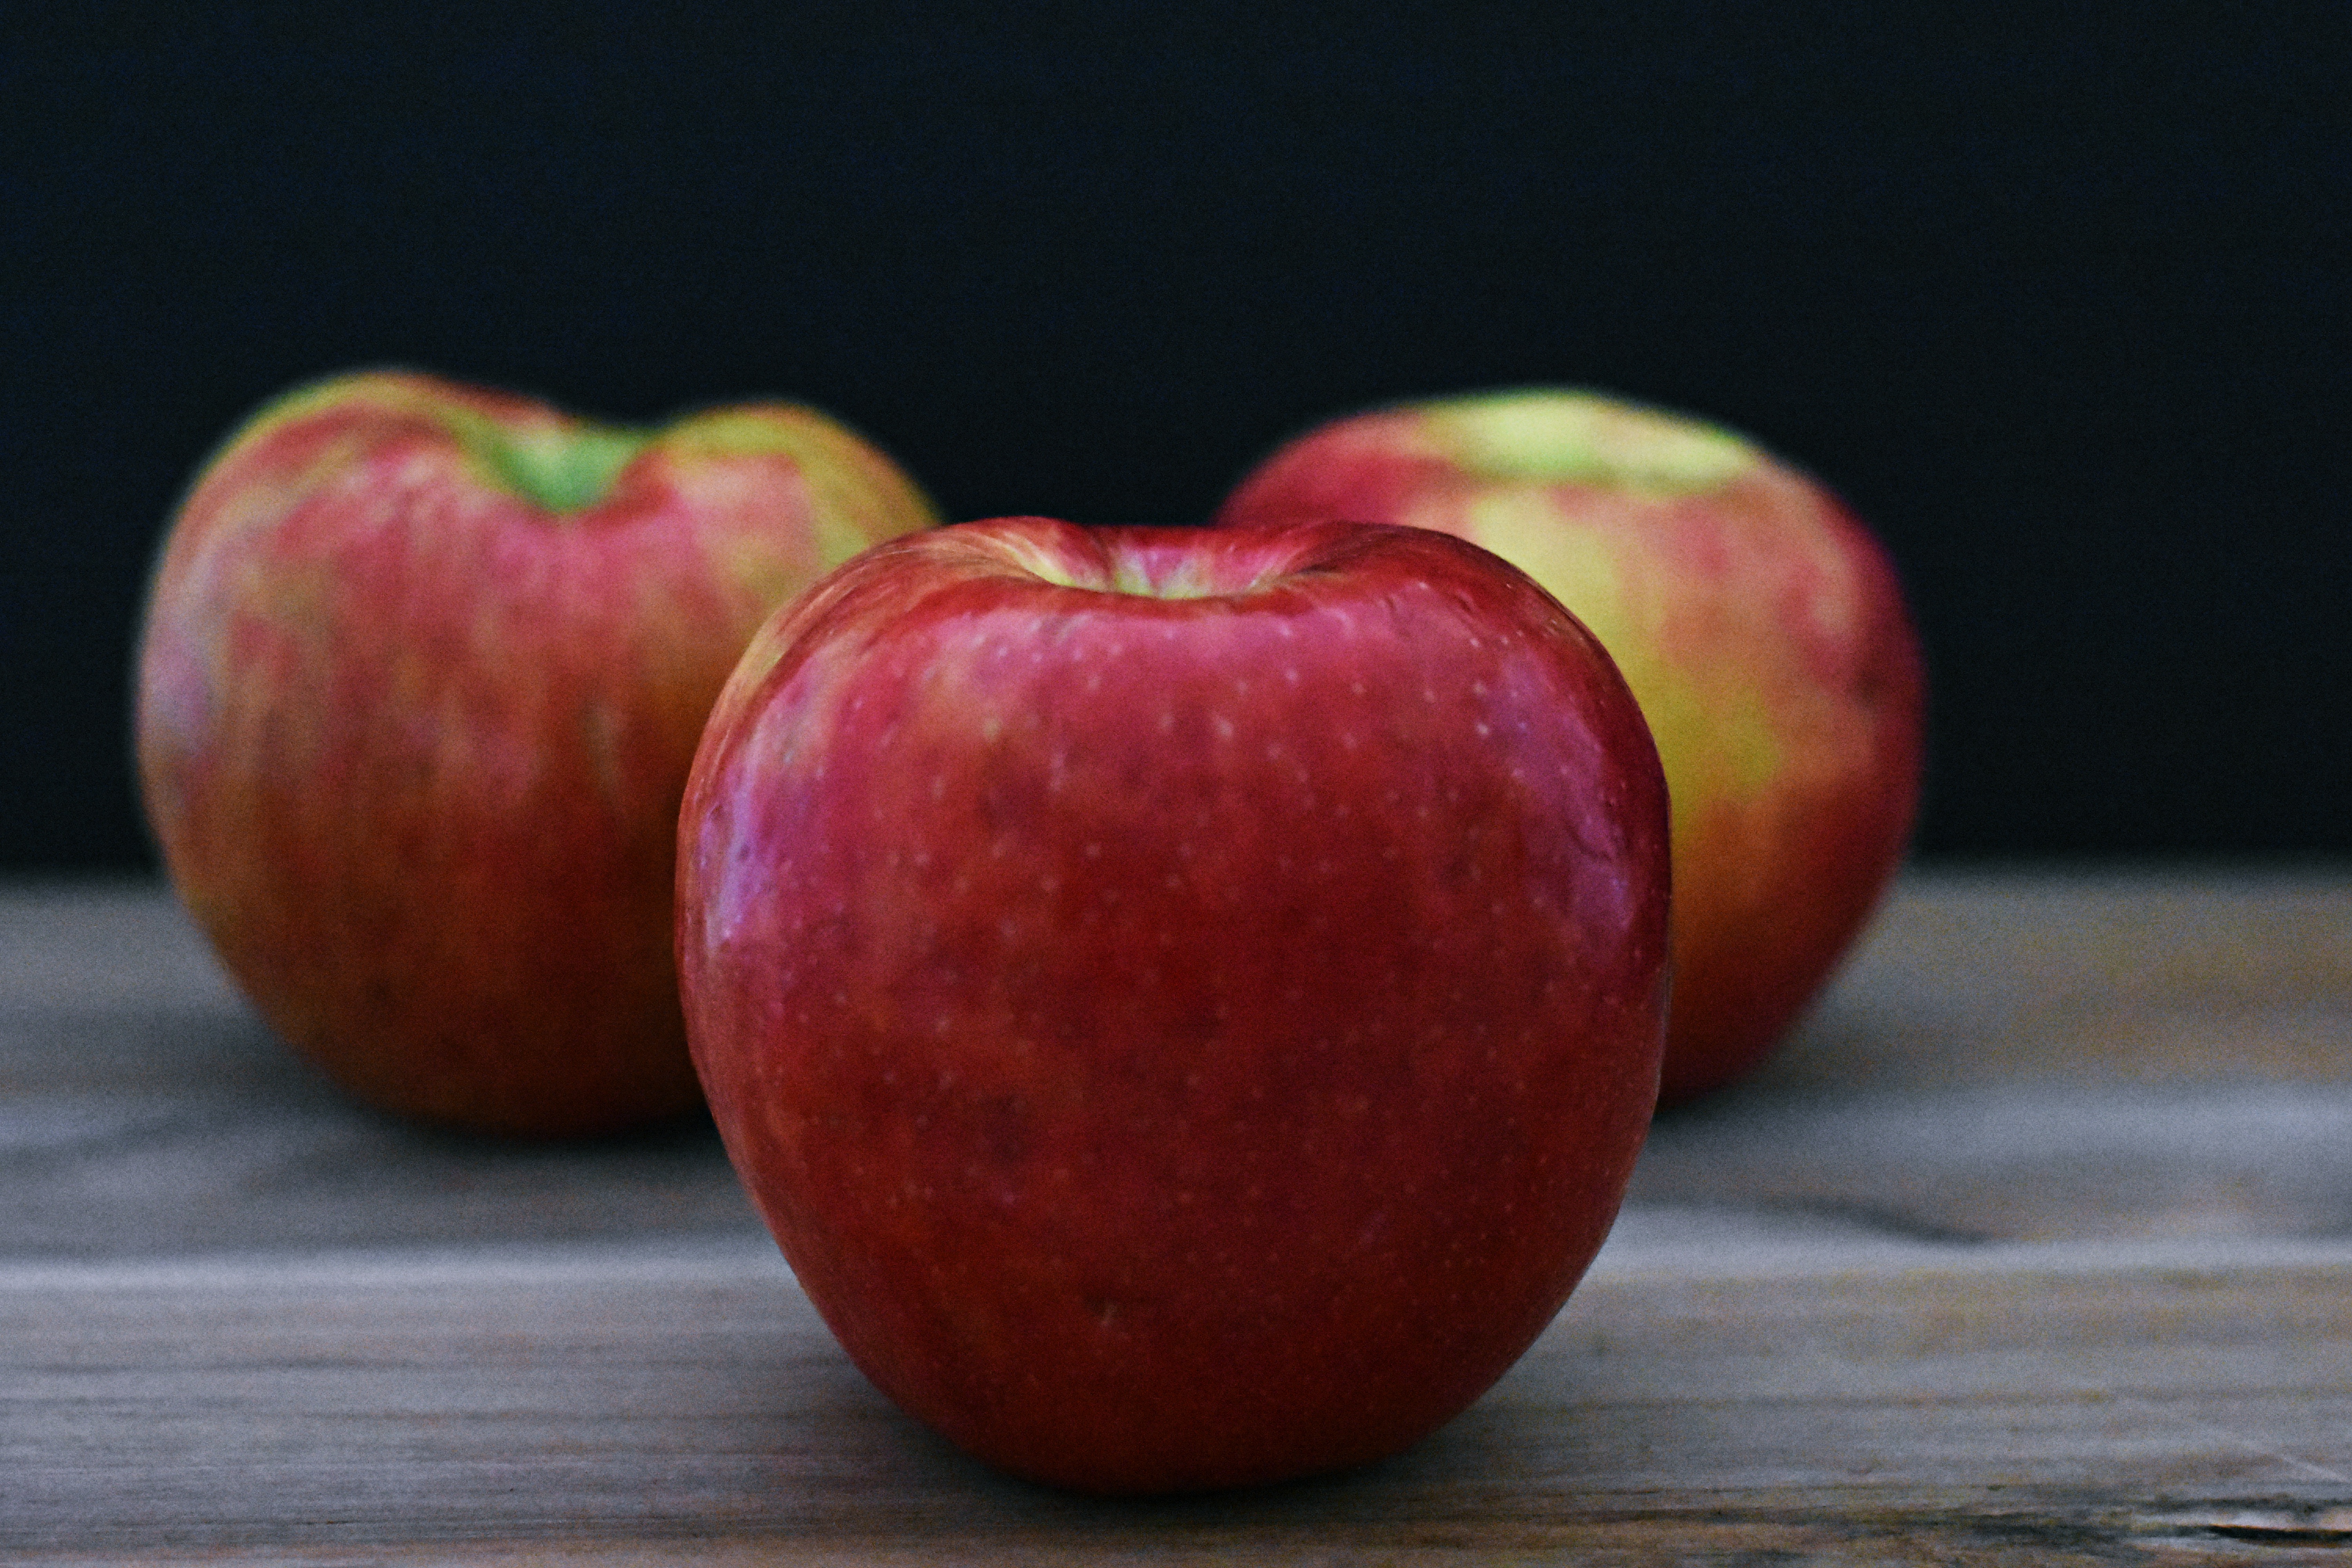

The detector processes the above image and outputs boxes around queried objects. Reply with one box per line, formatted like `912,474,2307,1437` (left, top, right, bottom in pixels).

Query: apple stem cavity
969,518,1311,601
466,417,652,515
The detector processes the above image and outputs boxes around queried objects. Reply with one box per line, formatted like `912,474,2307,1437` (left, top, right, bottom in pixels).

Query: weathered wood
0,880,762,1257
7,1238,2351,1562
3,872,2350,1562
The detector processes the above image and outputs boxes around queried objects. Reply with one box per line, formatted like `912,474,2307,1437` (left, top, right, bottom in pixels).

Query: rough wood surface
4,871,2350,1563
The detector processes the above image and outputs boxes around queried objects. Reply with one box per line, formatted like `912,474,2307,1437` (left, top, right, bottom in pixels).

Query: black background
7,3,2346,871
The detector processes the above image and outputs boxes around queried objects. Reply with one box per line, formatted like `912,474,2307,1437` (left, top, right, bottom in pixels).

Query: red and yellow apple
134,368,939,1137
1214,388,1925,1104
676,517,1671,1493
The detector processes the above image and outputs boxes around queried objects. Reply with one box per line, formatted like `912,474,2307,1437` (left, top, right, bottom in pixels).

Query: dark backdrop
7,4,2346,870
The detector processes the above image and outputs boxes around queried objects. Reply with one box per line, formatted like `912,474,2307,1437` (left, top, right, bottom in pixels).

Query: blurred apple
1214,388,1925,1103
677,517,1670,1493
135,368,938,1136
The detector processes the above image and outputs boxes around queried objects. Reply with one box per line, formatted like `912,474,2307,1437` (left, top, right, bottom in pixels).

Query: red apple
134,368,940,1137
1214,389,1925,1105
675,517,1670,1493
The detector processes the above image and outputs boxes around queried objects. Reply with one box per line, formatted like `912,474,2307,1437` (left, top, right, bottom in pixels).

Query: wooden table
6,870,2350,1563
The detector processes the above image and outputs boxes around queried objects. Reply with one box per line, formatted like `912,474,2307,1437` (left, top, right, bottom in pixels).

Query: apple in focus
1214,389,1925,1105
676,517,1671,1493
135,368,940,1137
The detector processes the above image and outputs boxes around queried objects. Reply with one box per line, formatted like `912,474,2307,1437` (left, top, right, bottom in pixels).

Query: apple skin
134,368,940,1137
676,517,1670,1494
1212,389,1926,1105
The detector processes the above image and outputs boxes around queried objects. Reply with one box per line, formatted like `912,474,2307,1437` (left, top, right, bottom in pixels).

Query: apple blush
676,517,1671,1494
1216,389,1926,1104
134,369,939,1137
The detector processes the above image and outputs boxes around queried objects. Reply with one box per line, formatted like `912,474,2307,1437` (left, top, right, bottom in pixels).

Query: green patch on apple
465,419,650,514
1429,387,1756,493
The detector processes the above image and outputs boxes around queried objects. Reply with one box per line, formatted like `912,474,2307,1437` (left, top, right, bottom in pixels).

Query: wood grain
9,1238,2352,1563
4,871,2351,1563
